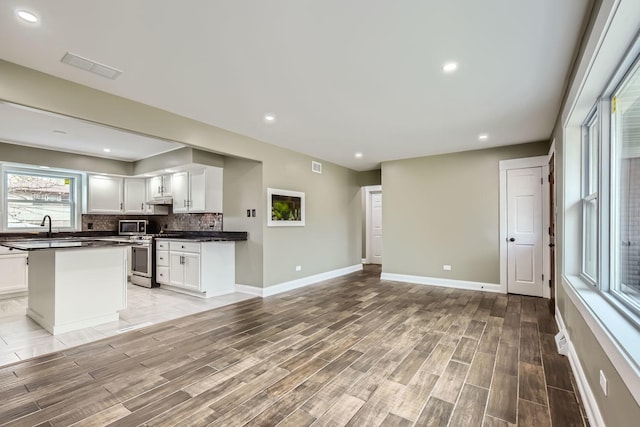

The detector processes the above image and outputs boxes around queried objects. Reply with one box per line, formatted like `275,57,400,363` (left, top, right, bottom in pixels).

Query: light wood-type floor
0,265,588,426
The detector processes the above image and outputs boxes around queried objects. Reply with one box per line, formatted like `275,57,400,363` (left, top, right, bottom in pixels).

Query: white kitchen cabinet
155,245,169,285
156,238,235,298
87,175,124,213
0,247,28,298
172,167,223,213
123,179,146,214
88,175,151,215
169,250,200,291
148,175,172,199
172,172,190,213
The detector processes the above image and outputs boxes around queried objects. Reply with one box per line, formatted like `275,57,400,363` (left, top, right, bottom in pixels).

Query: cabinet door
123,179,146,214
183,252,201,291
188,169,206,212
149,176,163,198
87,175,123,213
169,252,185,288
172,172,190,213
0,255,28,294
161,175,172,196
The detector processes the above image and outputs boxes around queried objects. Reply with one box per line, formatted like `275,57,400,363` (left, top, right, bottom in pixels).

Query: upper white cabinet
172,167,222,213
87,175,148,214
123,179,146,214
148,175,172,199
87,175,124,214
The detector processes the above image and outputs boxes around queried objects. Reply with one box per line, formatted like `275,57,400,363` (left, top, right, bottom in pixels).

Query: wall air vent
311,161,322,174
61,52,122,80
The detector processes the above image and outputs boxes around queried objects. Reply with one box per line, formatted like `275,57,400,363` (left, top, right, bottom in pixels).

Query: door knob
508,237,515,242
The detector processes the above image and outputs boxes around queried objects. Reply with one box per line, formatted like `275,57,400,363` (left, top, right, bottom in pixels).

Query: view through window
613,59,640,309
5,171,76,229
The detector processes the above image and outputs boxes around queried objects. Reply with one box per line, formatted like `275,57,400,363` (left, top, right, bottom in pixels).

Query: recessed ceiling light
478,134,489,141
442,62,458,73
16,10,39,23
39,166,50,169
263,113,276,123
103,148,111,153
355,152,363,159
165,169,175,173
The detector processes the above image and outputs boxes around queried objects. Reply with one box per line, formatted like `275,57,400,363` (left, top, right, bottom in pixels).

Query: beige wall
222,157,263,287
0,60,361,288
262,155,361,286
382,142,548,283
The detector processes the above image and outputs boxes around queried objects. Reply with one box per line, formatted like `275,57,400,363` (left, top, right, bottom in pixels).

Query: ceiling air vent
311,161,322,174
61,52,122,80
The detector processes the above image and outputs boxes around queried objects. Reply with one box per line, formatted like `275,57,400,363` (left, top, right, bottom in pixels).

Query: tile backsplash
82,213,223,233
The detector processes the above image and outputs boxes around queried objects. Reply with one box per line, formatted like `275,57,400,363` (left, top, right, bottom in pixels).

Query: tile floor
0,284,256,367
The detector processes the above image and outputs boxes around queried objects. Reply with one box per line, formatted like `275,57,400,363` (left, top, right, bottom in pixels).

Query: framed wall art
267,188,305,227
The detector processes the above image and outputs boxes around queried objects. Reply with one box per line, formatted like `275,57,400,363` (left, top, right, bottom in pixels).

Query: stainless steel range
130,235,154,288
118,220,156,288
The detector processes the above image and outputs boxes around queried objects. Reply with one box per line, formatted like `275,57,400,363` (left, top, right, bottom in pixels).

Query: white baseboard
555,309,605,427
361,258,367,264
380,272,502,293
234,284,264,297
235,264,363,298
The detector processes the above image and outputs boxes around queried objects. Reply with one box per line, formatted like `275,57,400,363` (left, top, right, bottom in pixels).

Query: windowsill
562,274,640,404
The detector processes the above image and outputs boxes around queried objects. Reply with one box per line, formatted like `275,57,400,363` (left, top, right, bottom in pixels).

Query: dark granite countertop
0,231,247,250
0,239,138,251
154,231,247,242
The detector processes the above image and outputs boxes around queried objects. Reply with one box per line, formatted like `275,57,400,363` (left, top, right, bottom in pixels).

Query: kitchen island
0,239,131,335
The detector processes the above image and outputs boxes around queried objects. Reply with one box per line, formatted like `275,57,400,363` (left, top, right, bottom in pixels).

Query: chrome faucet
40,215,52,238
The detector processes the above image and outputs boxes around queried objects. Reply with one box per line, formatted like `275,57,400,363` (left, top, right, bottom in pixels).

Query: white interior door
507,167,543,296
370,192,383,264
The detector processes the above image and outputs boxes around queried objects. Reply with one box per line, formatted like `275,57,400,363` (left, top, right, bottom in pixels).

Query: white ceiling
0,0,591,171
0,102,182,161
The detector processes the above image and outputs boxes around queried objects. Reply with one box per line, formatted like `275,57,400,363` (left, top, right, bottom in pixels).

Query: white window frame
1,165,82,232
581,109,599,286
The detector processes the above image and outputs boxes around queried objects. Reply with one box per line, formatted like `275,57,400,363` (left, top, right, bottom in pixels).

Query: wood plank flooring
0,265,588,426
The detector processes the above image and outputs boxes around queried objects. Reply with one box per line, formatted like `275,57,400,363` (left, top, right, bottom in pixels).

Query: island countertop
0,239,139,251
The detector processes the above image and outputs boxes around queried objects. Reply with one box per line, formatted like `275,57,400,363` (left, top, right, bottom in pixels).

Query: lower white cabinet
0,247,28,298
155,247,169,285
155,239,235,298
169,250,200,291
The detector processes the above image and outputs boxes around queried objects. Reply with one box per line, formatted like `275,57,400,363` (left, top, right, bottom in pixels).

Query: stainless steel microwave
118,220,147,236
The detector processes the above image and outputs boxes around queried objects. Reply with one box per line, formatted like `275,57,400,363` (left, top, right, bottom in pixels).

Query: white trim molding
499,155,550,295
555,305,606,427
380,272,501,293
235,264,363,298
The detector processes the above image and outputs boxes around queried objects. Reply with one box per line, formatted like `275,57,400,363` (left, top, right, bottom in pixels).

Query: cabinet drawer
169,241,200,253
156,267,169,285
156,250,169,267
156,240,169,250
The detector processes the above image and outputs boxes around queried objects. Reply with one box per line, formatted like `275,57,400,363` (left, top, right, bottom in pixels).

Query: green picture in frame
267,188,305,227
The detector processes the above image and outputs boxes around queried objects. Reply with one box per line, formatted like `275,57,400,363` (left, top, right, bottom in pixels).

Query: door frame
363,185,382,264
499,155,550,296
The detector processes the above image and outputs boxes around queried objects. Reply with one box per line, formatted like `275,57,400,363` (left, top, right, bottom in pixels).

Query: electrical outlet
246,209,251,217
600,370,608,396
443,265,452,271
295,265,302,272
252,209,256,217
